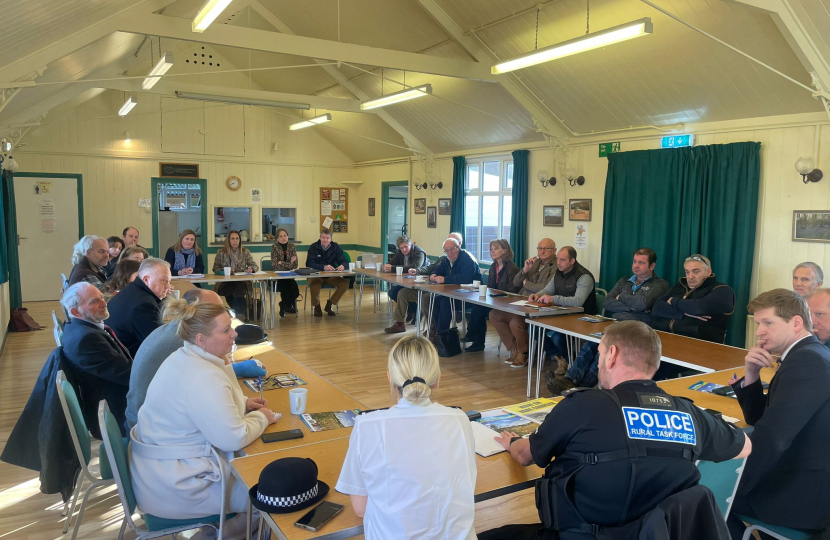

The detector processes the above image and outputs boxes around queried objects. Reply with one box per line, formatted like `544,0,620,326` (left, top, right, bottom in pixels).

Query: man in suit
106,257,171,356
727,288,830,538
807,288,830,344
60,282,132,436
792,261,823,297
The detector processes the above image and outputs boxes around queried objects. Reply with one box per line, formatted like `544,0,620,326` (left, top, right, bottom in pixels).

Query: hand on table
247,396,268,411
408,268,417,276
324,265,335,271
495,431,520,451
530,294,554,304
259,407,282,425
383,264,392,272
431,274,444,284
246,266,254,273
336,265,345,271
179,268,193,276
744,345,776,385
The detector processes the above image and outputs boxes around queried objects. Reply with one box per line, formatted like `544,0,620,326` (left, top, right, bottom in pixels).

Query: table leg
527,324,536,397
461,300,466,337
356,275,364,324
427,293,435,335
416,289,422,336
536,326,546,398
256,514,264,540
246,498,252,540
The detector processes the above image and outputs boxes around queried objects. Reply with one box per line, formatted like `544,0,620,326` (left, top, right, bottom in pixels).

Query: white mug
356,261,363,269
289,388,308,415
224,266,232,277
349,262,356,271
472,280,481,287
415,275,426,283
479,285,488,296
375,262,383,271
396,266,403,276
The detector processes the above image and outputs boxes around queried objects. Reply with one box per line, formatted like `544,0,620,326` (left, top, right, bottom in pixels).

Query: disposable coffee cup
356,261,362,269
170,289,181,300
376,262,383,271
349,262,356,271
224,266,232,277
415,276,426,283
479,285,488,296
289,388,308,415
396,266,403,276
472,280,481,288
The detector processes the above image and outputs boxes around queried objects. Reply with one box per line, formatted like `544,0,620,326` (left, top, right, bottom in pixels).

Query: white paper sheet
470,421,505,457
510,300,530,306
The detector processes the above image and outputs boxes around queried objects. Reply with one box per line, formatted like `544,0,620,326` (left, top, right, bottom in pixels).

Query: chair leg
71,479,105,540
304,285,308,311
116,517,127,540
63,469,83,533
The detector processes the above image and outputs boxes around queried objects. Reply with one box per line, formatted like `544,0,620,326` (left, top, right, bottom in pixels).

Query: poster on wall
321,200,332,216
574,224,588,249
251,188,262,203
40,200,56,234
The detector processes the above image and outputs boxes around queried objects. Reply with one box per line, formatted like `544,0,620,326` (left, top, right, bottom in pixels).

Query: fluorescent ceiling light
492,18,653,74
289,113,333,131
118,94,137,116
192,0,234,33
360,84,432,110
175,91,310,110
142,52,174,90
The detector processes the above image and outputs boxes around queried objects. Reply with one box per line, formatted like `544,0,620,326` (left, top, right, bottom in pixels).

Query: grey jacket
125,323,182,429
513,258,557,295
604,274,671,314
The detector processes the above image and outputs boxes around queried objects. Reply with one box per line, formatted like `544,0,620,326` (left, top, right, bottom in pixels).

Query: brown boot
385,322,406,334
510,351,528,369
554,355,569,377
324,300,336,316
313,305,323,317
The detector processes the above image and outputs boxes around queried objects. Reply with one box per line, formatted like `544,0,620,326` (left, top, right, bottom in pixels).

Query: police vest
535,385,699,538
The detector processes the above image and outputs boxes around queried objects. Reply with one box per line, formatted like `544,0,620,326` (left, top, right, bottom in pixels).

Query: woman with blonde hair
336,336,476,540
130,298,280,538
212,230,258,319
270,227,300,317
163,229,205,277
463,238,521,353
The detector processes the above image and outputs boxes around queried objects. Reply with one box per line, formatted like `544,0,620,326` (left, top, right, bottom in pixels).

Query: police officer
479,321,752,540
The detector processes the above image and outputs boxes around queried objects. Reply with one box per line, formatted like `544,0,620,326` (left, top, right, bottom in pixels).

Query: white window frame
464,156,513,263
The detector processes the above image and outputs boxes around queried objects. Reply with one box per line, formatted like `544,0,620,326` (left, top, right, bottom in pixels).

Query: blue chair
738,517,814,540
696,457,745,519
52,310,64,347
595,288,608,316
60,273,69,294
56,371,114,540
98,400,234,540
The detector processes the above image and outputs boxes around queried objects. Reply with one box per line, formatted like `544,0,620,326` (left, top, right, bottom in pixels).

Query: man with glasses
651,254,735,343
384,235,429,332
490,238,558,368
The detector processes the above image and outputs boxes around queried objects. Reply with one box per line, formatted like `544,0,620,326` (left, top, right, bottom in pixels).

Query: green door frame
5,172,84,309
151,178,208,258
380,180,408,265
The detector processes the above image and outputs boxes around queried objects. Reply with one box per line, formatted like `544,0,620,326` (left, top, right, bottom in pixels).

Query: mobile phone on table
294,501,344,531
489,292,507,297
261,429,304,443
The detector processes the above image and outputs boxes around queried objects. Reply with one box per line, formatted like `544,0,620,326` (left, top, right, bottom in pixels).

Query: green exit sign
599,141,621,157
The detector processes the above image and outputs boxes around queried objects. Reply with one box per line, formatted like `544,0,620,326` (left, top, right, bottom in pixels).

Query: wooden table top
239,348,366,456
527,314,747,372
423,284,584,318
170,271,357,284
232,436,543,540
354,268,422,288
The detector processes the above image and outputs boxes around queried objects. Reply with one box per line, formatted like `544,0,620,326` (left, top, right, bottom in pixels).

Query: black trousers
276,279,300,304
465,305,491,346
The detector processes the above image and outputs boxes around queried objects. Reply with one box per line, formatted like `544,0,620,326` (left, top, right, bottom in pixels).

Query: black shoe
547,376,576,396
279,302,285,318
325,300,336,316
313,305,323,317
464,343,485,353
459,335,474,344
285,302,297,314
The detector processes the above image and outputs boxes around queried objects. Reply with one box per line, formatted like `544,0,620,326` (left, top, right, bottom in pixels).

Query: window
464,157,513,263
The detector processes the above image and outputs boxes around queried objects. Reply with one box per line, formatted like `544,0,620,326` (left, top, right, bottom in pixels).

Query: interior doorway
151,178,208,257
381,181,408,261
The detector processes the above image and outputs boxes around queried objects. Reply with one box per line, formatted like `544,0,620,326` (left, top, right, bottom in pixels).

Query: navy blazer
105,277,164,357
61,318,132,437
732,335,830,530
431,249,482,285
305,240,348,271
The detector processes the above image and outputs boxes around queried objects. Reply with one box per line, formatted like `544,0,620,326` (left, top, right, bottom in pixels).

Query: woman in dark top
463,239,521,353
101,259,141,302
164,229,205,277
103,236,125,279
270,228,300,318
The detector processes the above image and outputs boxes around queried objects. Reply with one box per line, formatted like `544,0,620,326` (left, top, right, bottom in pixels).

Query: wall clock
226,176,241,191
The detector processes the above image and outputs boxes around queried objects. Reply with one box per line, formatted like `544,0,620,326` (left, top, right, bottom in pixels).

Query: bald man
807,288,830,345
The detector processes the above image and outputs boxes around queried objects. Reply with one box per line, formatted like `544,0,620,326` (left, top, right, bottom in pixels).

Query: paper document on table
510,300,530,306
470,421,505,457
234,271,268,275
171,274,205,279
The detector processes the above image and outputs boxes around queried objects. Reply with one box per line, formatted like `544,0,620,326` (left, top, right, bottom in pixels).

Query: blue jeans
567,342,600,387
388,285,402,302
544,331,568,358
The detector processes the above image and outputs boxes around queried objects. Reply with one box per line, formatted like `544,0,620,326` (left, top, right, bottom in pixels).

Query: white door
13,176,80,301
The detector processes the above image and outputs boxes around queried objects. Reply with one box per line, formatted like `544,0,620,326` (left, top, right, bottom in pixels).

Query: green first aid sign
599,142,621,157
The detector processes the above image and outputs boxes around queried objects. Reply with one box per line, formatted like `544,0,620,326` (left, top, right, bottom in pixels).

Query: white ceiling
0,0,826,162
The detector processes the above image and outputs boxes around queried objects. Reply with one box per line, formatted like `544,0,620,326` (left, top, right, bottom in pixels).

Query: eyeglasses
443,247,458,254
537,247,555,251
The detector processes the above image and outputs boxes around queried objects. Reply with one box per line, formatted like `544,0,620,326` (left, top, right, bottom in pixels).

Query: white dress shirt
336,398,477,540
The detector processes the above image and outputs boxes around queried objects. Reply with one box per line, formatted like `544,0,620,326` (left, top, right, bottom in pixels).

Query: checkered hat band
257,483,319,507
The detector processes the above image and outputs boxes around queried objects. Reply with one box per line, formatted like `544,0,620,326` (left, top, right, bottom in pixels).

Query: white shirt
336,399,477,540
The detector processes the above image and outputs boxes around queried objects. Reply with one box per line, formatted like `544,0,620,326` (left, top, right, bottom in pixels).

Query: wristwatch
509,436,522,446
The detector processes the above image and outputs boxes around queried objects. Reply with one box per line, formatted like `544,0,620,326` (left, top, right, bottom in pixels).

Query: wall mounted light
123,130,132,143
537,170,556,187
795,156,823,184
414,181,428,190
429,181,443,190
565,168,586,187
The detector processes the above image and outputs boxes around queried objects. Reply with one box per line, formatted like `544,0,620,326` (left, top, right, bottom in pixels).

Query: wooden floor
0,289,541,539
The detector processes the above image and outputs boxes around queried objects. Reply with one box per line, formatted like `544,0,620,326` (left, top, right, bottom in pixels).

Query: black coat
305,240,348,270
60,318,132,438
651,275,735,343
0,348,80,501
105,277,164,357
732,335,830,531
388,245,428,272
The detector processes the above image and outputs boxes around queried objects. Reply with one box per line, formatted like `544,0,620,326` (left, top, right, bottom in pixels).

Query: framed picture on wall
438,198,451,215
414,198,426,214
368,198,376,216
569,199,592,221
543,205,564,226
793,210,830,242
427,206,437,228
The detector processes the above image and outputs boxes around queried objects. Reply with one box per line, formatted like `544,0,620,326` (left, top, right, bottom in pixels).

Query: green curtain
449,156,466,248
0,171,8,284
510,150,529,266
599,142,761,347
2,170,21,307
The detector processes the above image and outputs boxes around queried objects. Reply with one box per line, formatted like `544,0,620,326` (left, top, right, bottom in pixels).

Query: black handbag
294,268,319,276
435,327,462,358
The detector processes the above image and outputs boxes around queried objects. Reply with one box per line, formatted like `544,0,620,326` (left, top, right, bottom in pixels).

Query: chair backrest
60,273,68,294
98,400,139,520
595,288,608,316
259,255,272,271
56,370,92,465
697,457,745,519
343,251,351,263
51,311,63,347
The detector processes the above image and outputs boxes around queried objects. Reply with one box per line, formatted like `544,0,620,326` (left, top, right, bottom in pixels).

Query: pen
258,375,263,402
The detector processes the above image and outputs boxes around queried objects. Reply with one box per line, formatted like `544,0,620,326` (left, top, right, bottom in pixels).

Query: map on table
244,373,307,392
301,409,361,432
